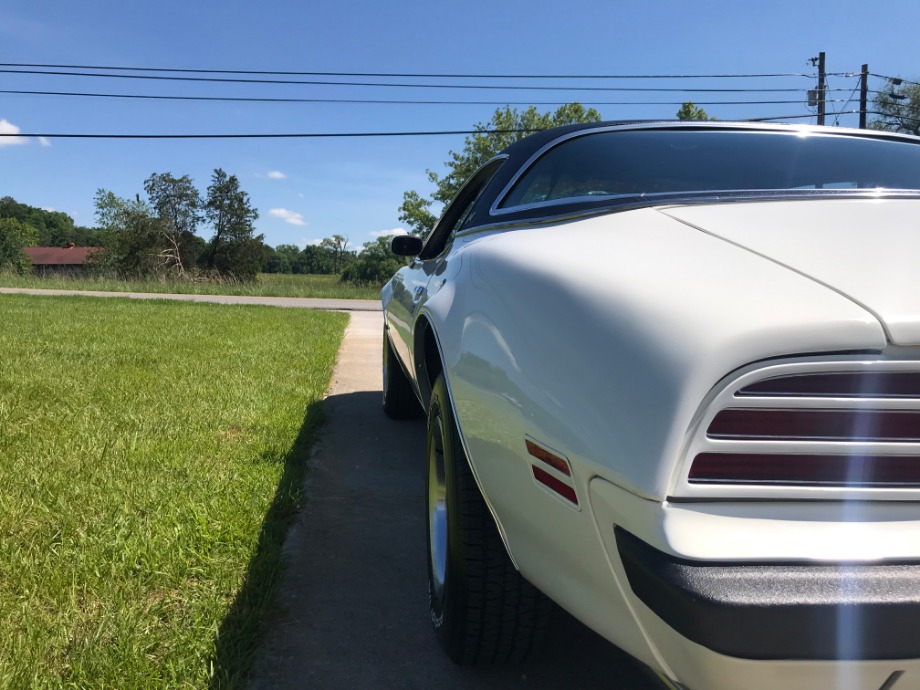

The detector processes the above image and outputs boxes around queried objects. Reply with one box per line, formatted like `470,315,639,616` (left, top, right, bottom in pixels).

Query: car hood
661,198,920,345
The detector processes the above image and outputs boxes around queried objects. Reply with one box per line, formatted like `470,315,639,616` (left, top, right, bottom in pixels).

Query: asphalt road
250,312,658,690
0,287,380,311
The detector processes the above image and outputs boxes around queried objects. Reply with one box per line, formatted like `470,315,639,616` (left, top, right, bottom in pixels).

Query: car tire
427,374,551,664
383,331,422,419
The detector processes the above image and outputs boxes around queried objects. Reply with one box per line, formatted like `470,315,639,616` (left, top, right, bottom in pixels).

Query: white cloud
0,119,28,147
370,227,407,239
269,208,306,226
0,120,52,148
267,170,286,179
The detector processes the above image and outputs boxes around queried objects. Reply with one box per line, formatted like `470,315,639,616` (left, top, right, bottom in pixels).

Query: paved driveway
250,312,658,689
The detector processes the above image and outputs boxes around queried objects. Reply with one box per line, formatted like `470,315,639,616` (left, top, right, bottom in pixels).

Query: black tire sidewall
383,331,421,418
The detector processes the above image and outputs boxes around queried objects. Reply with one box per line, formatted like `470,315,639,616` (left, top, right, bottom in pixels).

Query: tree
319,234,352,273
294,245,336,274
400,103,602,237
397,191,438,240
93,190,162,276
265,243,300,273
341,235,407,286
0,217,38,273
203,168,263,280
871,80,920,136
677,101,714,121
144,172,202,275
0,196,97,247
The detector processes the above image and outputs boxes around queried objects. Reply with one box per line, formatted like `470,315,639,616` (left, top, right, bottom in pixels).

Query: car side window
420,157,505,259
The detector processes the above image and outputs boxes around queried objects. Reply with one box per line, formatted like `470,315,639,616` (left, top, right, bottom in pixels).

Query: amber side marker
525,439,571,476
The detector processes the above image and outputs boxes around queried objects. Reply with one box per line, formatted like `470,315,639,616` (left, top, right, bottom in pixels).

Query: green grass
0,294,348,688
0,272,382,300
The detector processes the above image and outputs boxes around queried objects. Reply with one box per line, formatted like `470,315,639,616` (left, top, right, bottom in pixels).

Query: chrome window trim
419,153,508,260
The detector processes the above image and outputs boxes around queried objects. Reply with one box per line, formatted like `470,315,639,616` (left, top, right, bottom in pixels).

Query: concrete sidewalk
250,312,655,689
0,287,380,311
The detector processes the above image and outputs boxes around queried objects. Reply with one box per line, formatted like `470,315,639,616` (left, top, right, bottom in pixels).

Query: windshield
499,129,920,209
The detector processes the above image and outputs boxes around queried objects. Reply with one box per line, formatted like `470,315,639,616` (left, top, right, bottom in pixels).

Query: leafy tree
341,235,407,286
399,103,602,237
203,168,263,280
270,244,300,273
261,245,284,273
397,191,438,241
144,172,202,275
93,190,162,276
262,244,300,273
676,101,714,121
871,79,920,136
319,234,352,273
0,196,98,246
294,245,336,274
0,217,38,273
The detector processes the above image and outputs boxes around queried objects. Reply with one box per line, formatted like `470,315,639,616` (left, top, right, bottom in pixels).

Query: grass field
0,294,348,688
0,272,382,300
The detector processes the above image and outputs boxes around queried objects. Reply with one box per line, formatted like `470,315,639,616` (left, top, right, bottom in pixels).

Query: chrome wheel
428,414,448,599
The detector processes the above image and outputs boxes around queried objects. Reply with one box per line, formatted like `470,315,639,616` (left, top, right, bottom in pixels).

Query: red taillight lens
708,408,920,442
690,453,920,486
738,372,920,398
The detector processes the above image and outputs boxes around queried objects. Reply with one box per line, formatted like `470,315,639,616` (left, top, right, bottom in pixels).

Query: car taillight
690,452,920,486
737,372,920,398
689,370,920,488
707,408,920,442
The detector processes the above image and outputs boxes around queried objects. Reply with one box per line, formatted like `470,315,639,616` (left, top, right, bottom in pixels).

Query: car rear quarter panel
435,208,885,499
417,207,886,666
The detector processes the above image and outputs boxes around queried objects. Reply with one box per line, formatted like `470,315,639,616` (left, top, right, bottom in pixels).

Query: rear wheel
382,331,422,419
426,374,551,664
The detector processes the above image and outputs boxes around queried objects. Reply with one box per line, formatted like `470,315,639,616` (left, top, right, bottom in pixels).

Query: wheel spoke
428,415,448,598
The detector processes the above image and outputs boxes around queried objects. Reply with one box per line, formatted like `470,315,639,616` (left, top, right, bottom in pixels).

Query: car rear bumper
615,527,920,661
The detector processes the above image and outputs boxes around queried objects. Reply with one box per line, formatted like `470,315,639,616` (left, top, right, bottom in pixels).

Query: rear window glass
499,130,920,209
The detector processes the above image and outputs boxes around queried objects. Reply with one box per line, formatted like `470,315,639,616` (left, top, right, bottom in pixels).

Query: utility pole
817,52,826,126
859,64,869,129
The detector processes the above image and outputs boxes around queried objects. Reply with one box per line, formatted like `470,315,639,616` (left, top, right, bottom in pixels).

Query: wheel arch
414,311,519,570
413,313,444,411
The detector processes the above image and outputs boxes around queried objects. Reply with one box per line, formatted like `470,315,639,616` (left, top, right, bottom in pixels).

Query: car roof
460,121,920,232
498,119,920,161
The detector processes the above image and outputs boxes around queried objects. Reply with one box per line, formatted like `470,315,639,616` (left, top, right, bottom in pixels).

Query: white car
381,121,920,690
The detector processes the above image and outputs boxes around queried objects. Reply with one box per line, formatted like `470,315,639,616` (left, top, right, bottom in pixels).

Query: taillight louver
689,369,920,488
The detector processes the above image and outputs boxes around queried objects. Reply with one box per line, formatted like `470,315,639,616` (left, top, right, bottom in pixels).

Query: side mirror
391,234,424,257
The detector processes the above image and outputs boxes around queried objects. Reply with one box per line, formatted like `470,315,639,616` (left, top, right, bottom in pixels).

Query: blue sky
2,0,919,249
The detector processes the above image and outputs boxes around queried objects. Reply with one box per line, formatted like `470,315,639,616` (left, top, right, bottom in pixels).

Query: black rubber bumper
616,527,920,660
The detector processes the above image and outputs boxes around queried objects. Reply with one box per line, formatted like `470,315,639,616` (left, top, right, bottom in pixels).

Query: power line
0,88,852,107
871,73,920,89
0,62,818,80
0,68,839,93
749,110,920,126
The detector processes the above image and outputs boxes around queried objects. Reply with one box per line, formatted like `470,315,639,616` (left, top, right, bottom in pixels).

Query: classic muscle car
381,121,920,690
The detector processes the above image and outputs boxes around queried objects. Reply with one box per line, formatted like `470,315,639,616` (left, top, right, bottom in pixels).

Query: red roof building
24,244,99,275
